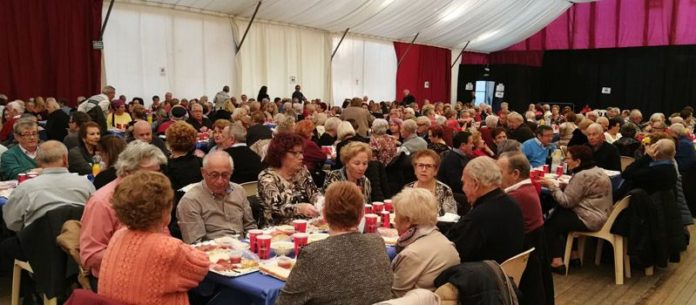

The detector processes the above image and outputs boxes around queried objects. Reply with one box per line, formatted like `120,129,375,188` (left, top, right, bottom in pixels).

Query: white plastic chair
620,156,635,172
240,181,259,197
11,260,57,305
501,248,535,287
563,196,630,284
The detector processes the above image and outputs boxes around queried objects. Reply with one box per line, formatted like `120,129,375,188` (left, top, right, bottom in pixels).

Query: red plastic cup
229,250,242,264
364,204,373,215
293,219,308,233
543,164,549,173
372,202,384,213
256,235,272,259
293,233,309,256
381,211,391,228
384,200,393,212
364,214,378,233
17,173,27,184
556,165,564,177
248,229,264,253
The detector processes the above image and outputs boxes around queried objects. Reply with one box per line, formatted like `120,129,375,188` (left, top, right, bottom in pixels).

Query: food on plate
212,258,259,272
378,227,399,245
271,233,291,242
277,257,294,269
271,241,295,256
195,244,230,252
308,233,329,243
275,225,296,235
309,218,329,231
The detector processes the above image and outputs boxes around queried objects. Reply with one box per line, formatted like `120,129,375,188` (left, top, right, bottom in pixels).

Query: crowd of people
0,85,694,305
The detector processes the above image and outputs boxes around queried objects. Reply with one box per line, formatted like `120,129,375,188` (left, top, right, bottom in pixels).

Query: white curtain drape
102,3,236,106
331,36,397,104
233,20,331,103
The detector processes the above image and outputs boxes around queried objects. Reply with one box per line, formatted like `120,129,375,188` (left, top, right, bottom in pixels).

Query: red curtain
394,42,451,106
505,0,696,51
0,0,103,107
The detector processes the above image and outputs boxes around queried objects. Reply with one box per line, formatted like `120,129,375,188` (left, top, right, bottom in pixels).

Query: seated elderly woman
209,119,233,152
164,121,203,193
295,120,326,175
427,125,450,155
404,149,456,215
391,188,460,296
68,121,101,175
324,141,372,204
93,135,127,189
388,117,403,142
538,145,612,273
277,182,392,305
98,171,209,304
333,121,367,169
258,132,320,225
317,117,341,146
369,118,399,166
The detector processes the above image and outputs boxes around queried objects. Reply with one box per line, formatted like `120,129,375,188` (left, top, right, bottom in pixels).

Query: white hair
525,111,536,121
587,123,604,133
402,119,418,134
324,117,341,132
202,150,234,170
435,115,447,126
8,100,25,115
669,123,687,136
115,140,167,177
630,109,642,119
371,119,389,136
485,115,499,128
650,112,665,123
507,112,523,123
464,156,501,187
337,121,356,140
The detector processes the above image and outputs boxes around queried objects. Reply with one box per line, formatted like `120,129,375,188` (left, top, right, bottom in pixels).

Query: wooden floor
2,226,696,305
555,225,696,305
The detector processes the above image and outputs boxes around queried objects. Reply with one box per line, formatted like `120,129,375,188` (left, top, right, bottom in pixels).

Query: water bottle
551,149,562,170
92,155,102,176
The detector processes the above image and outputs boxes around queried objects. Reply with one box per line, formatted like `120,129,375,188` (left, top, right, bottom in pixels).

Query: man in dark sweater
438,131,474,194
447,156,524,263
506,112,535,144
246,111,272,146
224,123,262,184
401,89,416,106
586,123,621,171
45,98,70,141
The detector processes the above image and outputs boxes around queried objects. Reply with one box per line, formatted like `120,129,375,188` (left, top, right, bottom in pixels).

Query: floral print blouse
369,135,399,166
257,167,320,226
323,168,372,204
404,180,457,215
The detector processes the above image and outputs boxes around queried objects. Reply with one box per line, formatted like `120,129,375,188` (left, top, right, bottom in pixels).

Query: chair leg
595,239,604,266
623,238,631,279
43,295,57,305
11,260,21,305
577,236,586,266
613,236,624,285
563,233,575,276
645,266,654,276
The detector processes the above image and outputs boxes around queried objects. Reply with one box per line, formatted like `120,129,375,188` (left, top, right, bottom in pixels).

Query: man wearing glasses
1,118,40,180
177,150,257,244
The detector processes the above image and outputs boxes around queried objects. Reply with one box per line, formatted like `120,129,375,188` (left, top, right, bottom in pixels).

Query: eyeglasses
415,163,437,170
19,132,38,138
288,150,304,157
206,172,231,180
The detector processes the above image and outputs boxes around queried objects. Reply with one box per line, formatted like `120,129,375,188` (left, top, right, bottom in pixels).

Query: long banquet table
200,245,397,305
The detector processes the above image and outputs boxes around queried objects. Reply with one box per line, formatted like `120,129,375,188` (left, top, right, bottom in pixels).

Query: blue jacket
521,138,555,168
676,136,696,172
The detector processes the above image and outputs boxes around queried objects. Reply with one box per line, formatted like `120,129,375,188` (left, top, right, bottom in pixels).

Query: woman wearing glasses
323,141,372,204
404,149,457,215
258,132,320,226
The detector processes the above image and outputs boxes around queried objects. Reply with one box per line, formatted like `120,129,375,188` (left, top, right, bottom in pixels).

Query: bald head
132,120,153,143
37,140,68,168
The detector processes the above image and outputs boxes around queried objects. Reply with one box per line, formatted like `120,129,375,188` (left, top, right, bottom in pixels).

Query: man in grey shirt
177,150,257,244
2,140,95,232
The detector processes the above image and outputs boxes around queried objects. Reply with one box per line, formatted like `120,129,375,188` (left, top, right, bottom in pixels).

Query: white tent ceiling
117,0,588,53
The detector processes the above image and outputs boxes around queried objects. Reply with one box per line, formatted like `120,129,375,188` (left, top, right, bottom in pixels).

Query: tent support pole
237,1,262,54
397,32,420,68
451,41,470,68
331,28,350,61
100,0,116,40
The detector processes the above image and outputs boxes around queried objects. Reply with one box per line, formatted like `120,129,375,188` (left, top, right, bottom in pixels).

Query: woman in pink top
98,171,209,305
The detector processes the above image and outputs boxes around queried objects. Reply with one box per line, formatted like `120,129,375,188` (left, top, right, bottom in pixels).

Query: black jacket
317,133,336,147
365,160,389,201
46,110,70,142
612,189,686,268
401,94,416,106
508,125,535,144
434,261,519,305
567,129,588,147
165,152,203,192
447,189,524,263
437,150,469,194
614,137,641,157
225,145,262,184
18,205,84,299
589,142,621,172
246,124,273,147
186,117,212,131
621,155,677,195
93,166,117,190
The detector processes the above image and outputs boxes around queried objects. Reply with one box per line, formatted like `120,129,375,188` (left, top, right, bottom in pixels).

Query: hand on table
296,203,319,218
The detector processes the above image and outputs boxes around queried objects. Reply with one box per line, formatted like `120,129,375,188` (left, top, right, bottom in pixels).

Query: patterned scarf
395,225,436,254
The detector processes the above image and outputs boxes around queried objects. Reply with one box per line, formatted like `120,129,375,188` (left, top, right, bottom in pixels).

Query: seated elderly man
497,152,543,234
3,140,95,231
224,123,262,184
1,118,40,180
586,123,621,171
177,150,257,244
399,119,427,155
131,120,169,156
446,156,524,263
521,125,556,168
80,141,167,290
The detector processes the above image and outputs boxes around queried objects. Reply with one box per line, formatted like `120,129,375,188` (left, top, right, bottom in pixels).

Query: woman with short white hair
391,188,459,297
